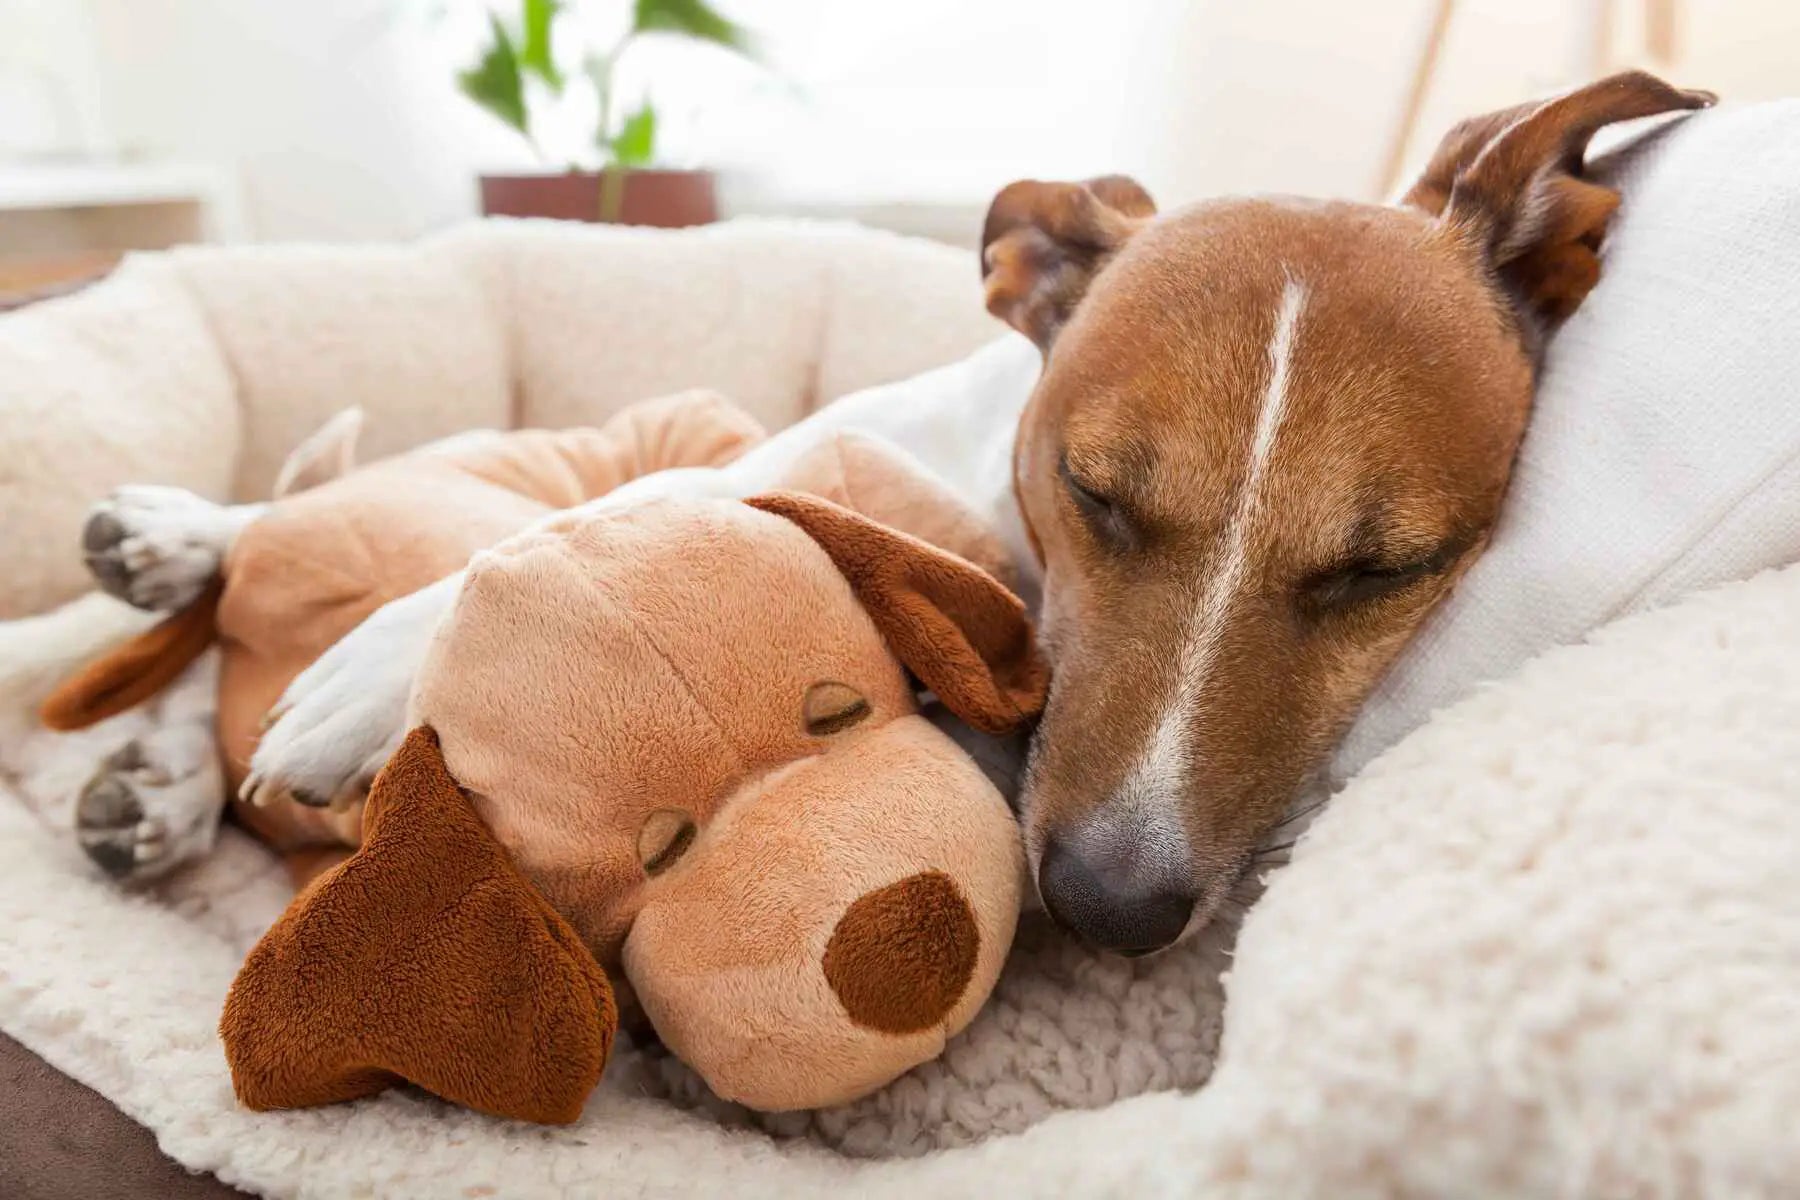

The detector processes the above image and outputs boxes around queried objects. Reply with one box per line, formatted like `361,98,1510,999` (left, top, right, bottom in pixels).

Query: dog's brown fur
983,72,1713,951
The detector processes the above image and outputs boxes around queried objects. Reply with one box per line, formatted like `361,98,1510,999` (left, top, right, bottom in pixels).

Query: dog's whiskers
1270,794,1329,832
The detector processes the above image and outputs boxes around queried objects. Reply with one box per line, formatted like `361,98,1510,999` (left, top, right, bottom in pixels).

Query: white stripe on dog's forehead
1119,276,1308,815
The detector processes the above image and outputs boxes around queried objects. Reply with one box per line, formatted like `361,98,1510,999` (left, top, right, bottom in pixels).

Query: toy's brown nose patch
822,870,979,1034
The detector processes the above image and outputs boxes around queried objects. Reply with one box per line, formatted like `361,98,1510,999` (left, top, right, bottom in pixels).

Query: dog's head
982,72,1713,954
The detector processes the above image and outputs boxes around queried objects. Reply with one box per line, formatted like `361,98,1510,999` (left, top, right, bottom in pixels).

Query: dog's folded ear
746,492,1049,735
220,726,617,1125
981,175,1156,349
1404,69,1714,326
40,581,222,731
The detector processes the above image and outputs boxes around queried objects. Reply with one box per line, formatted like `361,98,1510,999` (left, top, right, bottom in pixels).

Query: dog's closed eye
1060,455,1135,551
1298,535,1473,618
803,682,871,737
1302,560,1433,611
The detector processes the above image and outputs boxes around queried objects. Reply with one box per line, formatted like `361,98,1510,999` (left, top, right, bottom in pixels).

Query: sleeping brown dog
982,72,1714,951
105,72,1716,959
47,394,1045,1117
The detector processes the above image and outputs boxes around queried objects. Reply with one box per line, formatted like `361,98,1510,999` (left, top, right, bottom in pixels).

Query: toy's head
223,458,1046,1121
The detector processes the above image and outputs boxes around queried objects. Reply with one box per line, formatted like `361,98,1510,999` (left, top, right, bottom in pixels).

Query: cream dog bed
4,101,1800,1198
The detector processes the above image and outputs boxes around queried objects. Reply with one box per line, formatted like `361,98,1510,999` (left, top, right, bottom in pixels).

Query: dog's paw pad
73,741,217,885
83,509,127,555
75,774,154,878
81,488,227,613
82,510,136,597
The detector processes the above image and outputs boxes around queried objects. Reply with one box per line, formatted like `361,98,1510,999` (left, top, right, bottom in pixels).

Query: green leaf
519,0,564,91
631,0,753,55
612,101,657,167
457,13,528,134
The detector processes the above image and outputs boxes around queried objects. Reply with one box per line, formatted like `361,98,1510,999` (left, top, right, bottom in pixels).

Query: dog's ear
981,175,1156,349
1404,70,1713,324
220,726,617,1125
39,581,222,731
272,406,364,498
747,492,1048,736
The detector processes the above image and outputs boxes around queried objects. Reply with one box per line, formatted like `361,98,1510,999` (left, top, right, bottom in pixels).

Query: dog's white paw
82,485,255,612
74,736,222,885
242,577,453,810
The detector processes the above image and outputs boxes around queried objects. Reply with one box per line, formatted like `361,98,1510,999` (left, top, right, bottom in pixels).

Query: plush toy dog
45,393,1043,1120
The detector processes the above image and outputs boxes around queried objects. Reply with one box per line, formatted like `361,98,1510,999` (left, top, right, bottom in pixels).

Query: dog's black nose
1038,834,1197,955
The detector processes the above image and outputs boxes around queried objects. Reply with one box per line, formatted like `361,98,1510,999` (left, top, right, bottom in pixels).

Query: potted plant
460,0,756,226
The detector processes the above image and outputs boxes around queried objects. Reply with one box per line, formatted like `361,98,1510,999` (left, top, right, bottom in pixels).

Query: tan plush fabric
774,432,1016,587
743,491,1044,738
43,384,1037,1117
0,218,1001,622
411,481,1038,1110
198,447,1044,1115
214,392,767,818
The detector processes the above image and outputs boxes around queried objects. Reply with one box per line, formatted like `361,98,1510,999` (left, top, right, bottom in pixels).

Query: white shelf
0,162,224,209
0,161,246,245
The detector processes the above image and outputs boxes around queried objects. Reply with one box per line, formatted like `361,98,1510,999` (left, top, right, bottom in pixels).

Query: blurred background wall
2,0,1796,247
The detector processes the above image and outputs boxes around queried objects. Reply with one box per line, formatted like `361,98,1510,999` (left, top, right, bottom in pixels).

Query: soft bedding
3,557,1797,1198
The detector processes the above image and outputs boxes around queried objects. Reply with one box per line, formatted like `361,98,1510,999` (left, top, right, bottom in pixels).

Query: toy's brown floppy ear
747,491,1048,736
1404,70,1713,325
220,726,616,1125
981,174,1155,349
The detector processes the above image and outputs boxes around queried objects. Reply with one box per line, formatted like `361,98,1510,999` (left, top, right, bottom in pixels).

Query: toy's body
49,391,767,859
47,392,1043,1118
217,395,769,856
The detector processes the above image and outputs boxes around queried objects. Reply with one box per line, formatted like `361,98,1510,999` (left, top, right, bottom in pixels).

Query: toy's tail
39,580,223,731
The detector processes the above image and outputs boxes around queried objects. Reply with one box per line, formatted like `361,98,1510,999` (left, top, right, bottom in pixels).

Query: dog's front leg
239,573,455,810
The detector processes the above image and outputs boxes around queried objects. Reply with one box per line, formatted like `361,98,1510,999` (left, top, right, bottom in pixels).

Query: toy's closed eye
638,809,697,877
803,682,871,737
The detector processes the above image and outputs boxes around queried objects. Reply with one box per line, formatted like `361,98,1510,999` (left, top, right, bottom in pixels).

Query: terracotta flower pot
478,169,718,228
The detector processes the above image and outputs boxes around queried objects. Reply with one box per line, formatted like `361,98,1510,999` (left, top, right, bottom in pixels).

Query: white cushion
0,257,240,619
170,239,513,501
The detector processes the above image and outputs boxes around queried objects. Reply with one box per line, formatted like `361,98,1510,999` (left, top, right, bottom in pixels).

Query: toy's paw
242,580,448,810
83,485,248,612
75,738,221,884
